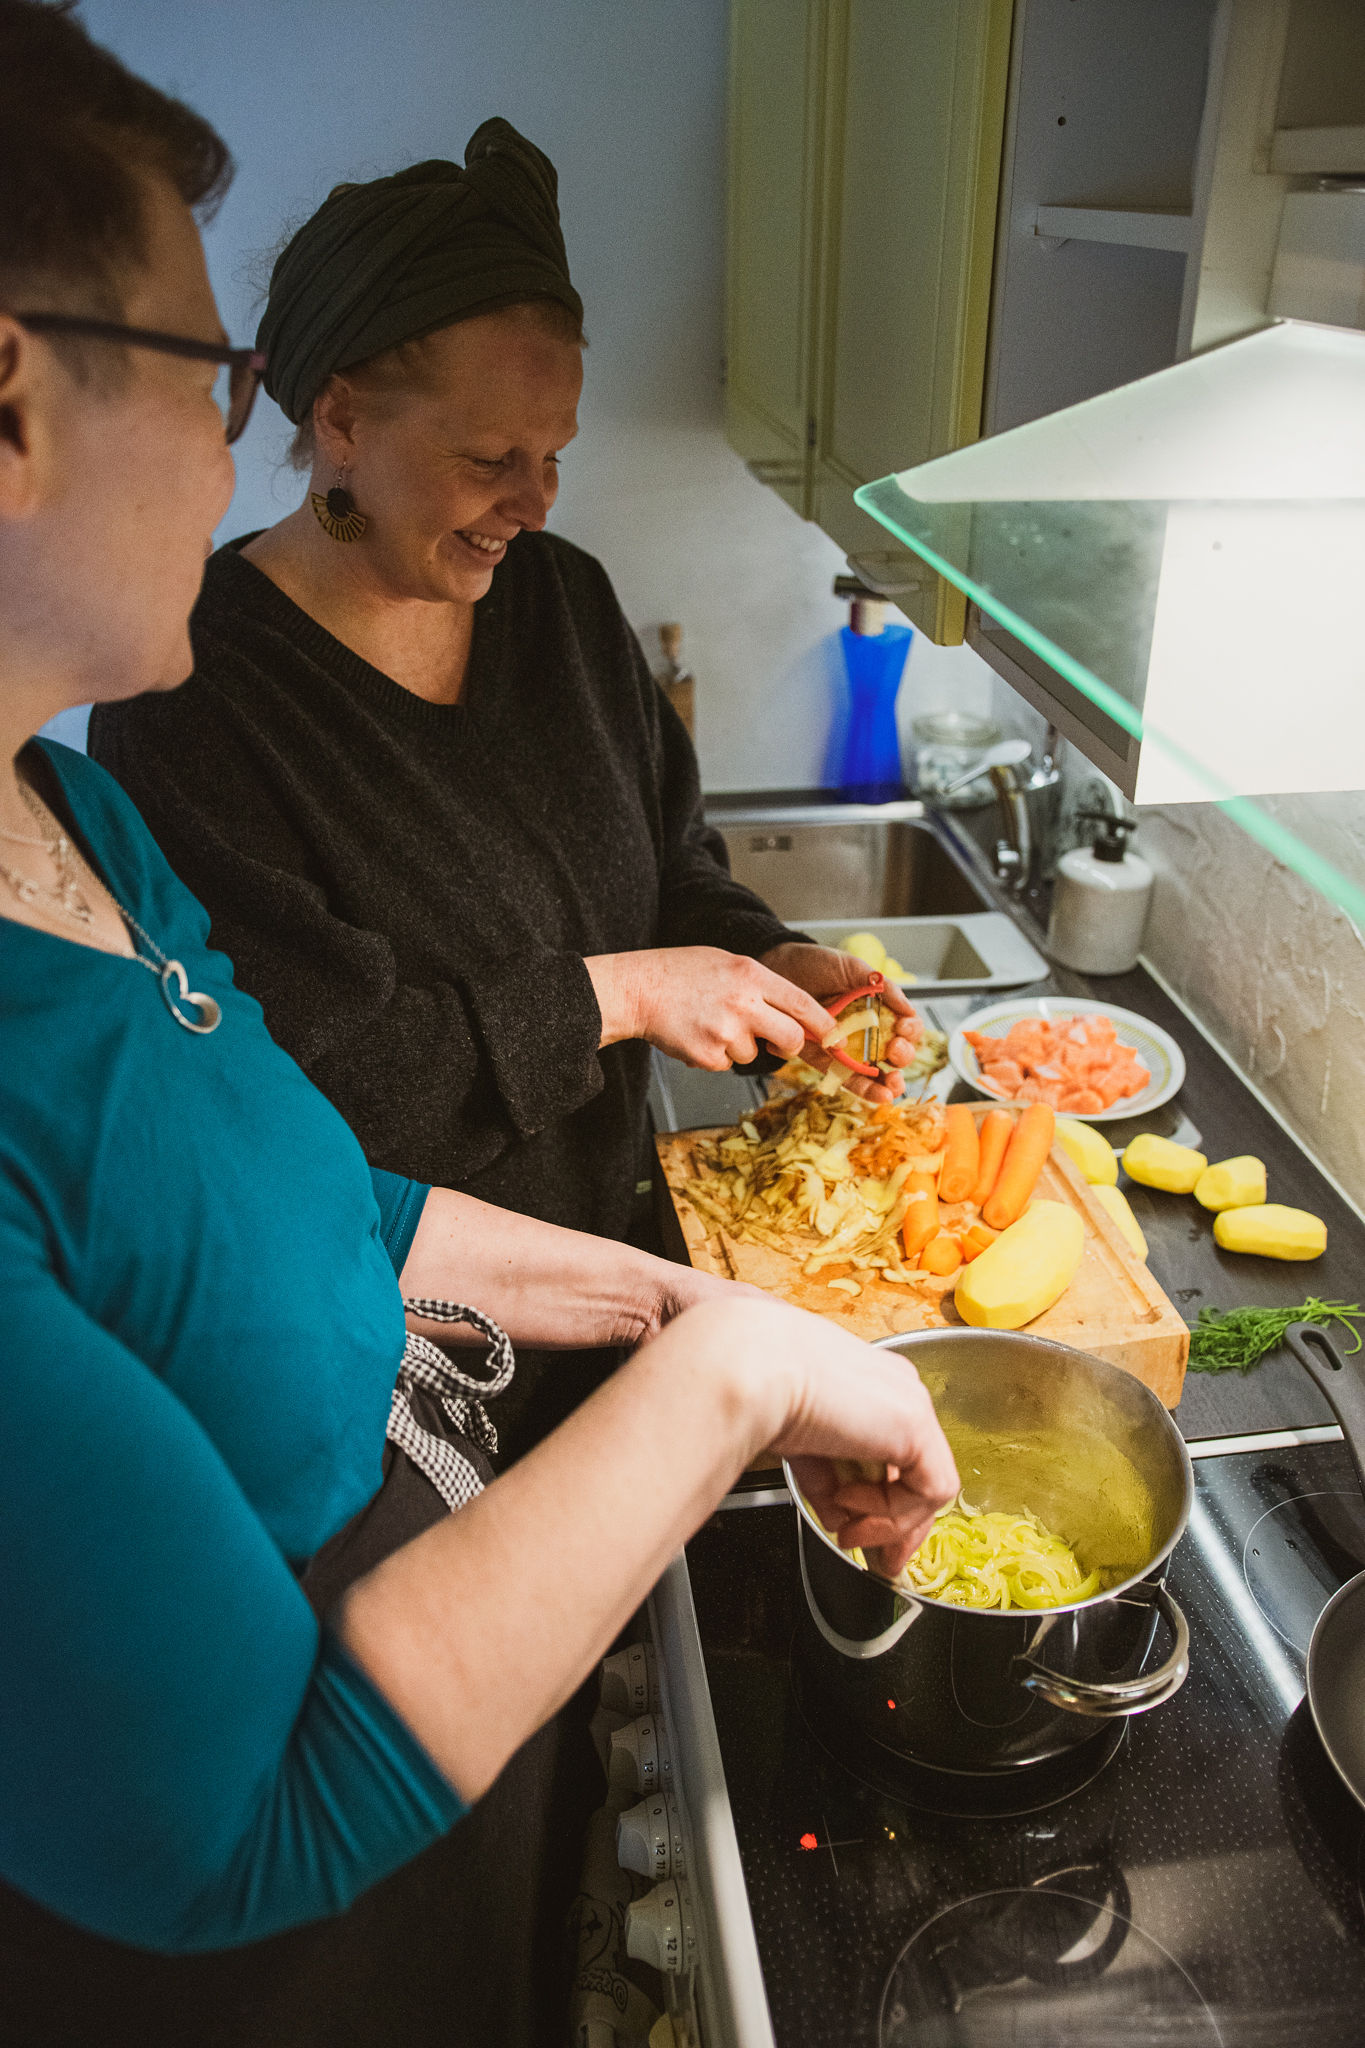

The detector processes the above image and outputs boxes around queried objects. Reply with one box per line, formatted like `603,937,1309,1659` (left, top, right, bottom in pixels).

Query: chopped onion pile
899,1491,1103,1610
683,1083,948,1284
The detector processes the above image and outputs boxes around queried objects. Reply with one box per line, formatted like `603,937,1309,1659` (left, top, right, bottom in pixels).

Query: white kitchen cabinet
727,0,1361,689
969,0,1365,794
982,0,1217,442
968,0,1218,783
1184,0,1365,354
1270,0,1365,173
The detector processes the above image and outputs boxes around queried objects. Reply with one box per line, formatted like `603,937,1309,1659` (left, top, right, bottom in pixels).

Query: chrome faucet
936,728,1062,894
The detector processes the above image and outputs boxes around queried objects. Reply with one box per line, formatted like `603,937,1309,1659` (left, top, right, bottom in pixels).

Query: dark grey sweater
90,534,794,1442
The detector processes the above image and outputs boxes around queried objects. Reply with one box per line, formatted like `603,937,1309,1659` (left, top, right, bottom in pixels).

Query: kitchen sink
704,800,1048,994
707,802,984,923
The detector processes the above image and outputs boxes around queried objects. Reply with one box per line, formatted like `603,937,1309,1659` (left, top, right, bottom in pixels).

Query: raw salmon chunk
967,1014,1149,1110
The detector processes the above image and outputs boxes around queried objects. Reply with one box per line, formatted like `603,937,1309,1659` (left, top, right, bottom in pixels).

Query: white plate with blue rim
947,996,1185,1123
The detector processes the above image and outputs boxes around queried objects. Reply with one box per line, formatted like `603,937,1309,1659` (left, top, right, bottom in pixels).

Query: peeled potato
881,956,908,981
1194,1156,1267,1211
1123,1133,1206,1194
1091,1182,1148,1260
955,1202,1084,1329
841,931,887,968
1055,1117,1119,1186
1214,1204,1326,1260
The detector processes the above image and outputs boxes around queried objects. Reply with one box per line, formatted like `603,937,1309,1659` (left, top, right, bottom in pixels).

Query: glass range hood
859,315,1365,786
855,320,1365,923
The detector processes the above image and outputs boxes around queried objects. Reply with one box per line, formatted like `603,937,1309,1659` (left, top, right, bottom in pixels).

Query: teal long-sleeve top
0,741,462,1954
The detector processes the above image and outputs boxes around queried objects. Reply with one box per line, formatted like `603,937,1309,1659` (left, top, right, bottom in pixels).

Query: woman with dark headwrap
90,120,923,1455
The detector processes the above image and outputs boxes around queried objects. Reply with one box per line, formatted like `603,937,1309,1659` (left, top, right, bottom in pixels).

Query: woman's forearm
336,1295,958,1801
337,1306,765,1798
399,1184,695,1350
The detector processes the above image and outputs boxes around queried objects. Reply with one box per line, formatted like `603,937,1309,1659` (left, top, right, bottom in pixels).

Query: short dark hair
0,0,232,324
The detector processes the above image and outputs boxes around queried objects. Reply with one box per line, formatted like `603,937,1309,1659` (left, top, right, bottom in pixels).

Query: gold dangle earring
310,462,367,543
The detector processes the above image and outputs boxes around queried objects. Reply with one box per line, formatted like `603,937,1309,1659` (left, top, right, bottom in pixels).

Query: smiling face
313,304,584,606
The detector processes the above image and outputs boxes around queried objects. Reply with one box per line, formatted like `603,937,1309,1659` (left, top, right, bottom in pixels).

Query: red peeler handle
821,972,885,1077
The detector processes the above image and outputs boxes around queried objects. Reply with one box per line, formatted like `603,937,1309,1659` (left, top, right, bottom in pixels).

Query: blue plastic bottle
837,620,912,802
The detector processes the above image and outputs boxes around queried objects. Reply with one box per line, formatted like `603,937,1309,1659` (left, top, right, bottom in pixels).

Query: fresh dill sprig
1187,1298,1364,1375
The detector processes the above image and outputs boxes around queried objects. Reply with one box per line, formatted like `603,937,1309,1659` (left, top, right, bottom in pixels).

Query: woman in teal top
2,738,462,1948
0,5,956,2043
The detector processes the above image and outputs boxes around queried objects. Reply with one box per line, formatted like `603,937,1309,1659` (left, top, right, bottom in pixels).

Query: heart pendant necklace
142,947,223,1036
7,776,222,1036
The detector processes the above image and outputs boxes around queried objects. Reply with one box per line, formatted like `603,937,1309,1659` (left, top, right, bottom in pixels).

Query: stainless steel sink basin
705,800,1048,994
708,802,984,923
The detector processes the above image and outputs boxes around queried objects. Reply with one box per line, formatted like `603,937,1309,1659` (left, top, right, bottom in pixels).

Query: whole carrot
920,1230,963,1276
901,1170,939,1260
971,1109,1014,1208
983,1104,1056,1231
938,1104,980,1204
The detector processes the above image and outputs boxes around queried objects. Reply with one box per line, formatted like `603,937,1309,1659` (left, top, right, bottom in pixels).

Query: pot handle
1015,1585,1190,1718
1285,1321,1365,1497
798,1533,923,1660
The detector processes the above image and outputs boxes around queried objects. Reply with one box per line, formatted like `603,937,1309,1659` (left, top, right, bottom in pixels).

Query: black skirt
0,1389,600,2048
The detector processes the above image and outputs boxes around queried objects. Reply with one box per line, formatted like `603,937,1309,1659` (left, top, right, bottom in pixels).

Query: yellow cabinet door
725,0,828,516
811,0,1012,639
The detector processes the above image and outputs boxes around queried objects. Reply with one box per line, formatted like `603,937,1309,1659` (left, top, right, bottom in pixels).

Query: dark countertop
924,798,1358,1440
698,789,1362,1443
955,958,1354,1440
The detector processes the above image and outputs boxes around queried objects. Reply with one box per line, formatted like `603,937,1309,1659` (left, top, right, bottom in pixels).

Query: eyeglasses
12,313,267,444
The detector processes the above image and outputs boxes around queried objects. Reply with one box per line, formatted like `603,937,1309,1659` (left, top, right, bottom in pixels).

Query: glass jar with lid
911,710,1000,808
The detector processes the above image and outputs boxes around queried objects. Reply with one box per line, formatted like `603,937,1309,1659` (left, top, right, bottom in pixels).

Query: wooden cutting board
654,1101,1189,1408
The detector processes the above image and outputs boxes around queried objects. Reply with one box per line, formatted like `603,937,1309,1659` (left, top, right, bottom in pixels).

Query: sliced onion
898,1492,1104,1611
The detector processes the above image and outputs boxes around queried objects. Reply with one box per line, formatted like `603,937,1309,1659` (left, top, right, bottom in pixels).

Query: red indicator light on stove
886,1698,896,1710
799,1832,818,1851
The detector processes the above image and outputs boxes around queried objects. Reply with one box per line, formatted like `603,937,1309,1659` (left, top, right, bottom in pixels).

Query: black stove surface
685,1439,1365,2047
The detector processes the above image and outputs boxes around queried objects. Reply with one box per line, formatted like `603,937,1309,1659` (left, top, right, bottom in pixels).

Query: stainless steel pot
786,1329,1193,1784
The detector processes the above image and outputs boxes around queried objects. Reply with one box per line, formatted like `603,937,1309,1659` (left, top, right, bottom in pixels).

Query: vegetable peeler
822,971,886,1078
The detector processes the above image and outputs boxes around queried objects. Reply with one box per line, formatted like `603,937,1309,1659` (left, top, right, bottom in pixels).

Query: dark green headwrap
257,117,582,425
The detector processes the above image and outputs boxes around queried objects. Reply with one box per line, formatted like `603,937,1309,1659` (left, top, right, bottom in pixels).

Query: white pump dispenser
1046,812,1153,975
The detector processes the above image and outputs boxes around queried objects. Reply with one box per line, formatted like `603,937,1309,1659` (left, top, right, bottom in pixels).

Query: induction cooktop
684,1437,1365,2047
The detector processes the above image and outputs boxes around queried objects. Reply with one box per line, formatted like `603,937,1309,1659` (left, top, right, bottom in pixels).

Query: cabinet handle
746,457,804,485
845,550,929,597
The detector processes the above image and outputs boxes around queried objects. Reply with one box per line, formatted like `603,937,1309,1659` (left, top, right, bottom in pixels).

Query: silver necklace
0,783,94,927
2,778,222,1035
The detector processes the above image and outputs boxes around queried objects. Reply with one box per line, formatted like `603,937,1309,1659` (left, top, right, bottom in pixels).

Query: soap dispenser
1046,811,1154,975
832,576,912,803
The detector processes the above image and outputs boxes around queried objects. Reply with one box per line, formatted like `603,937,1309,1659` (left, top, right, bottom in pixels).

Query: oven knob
617,1790,686,1881
607,1713,674,1797
625,1877,696,1976
600,1642,660,1717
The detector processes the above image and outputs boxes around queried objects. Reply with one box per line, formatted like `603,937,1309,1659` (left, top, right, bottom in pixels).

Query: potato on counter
1214,1204,1327,1261
1055,1117,1119,1186
1194,1156,1267,1211
1122,1133,1207,1194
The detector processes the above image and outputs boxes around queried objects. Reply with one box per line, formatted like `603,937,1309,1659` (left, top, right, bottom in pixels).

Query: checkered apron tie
387,1297,516,1513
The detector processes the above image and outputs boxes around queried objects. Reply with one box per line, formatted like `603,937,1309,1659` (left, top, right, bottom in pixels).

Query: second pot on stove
787,1329,1193,1779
